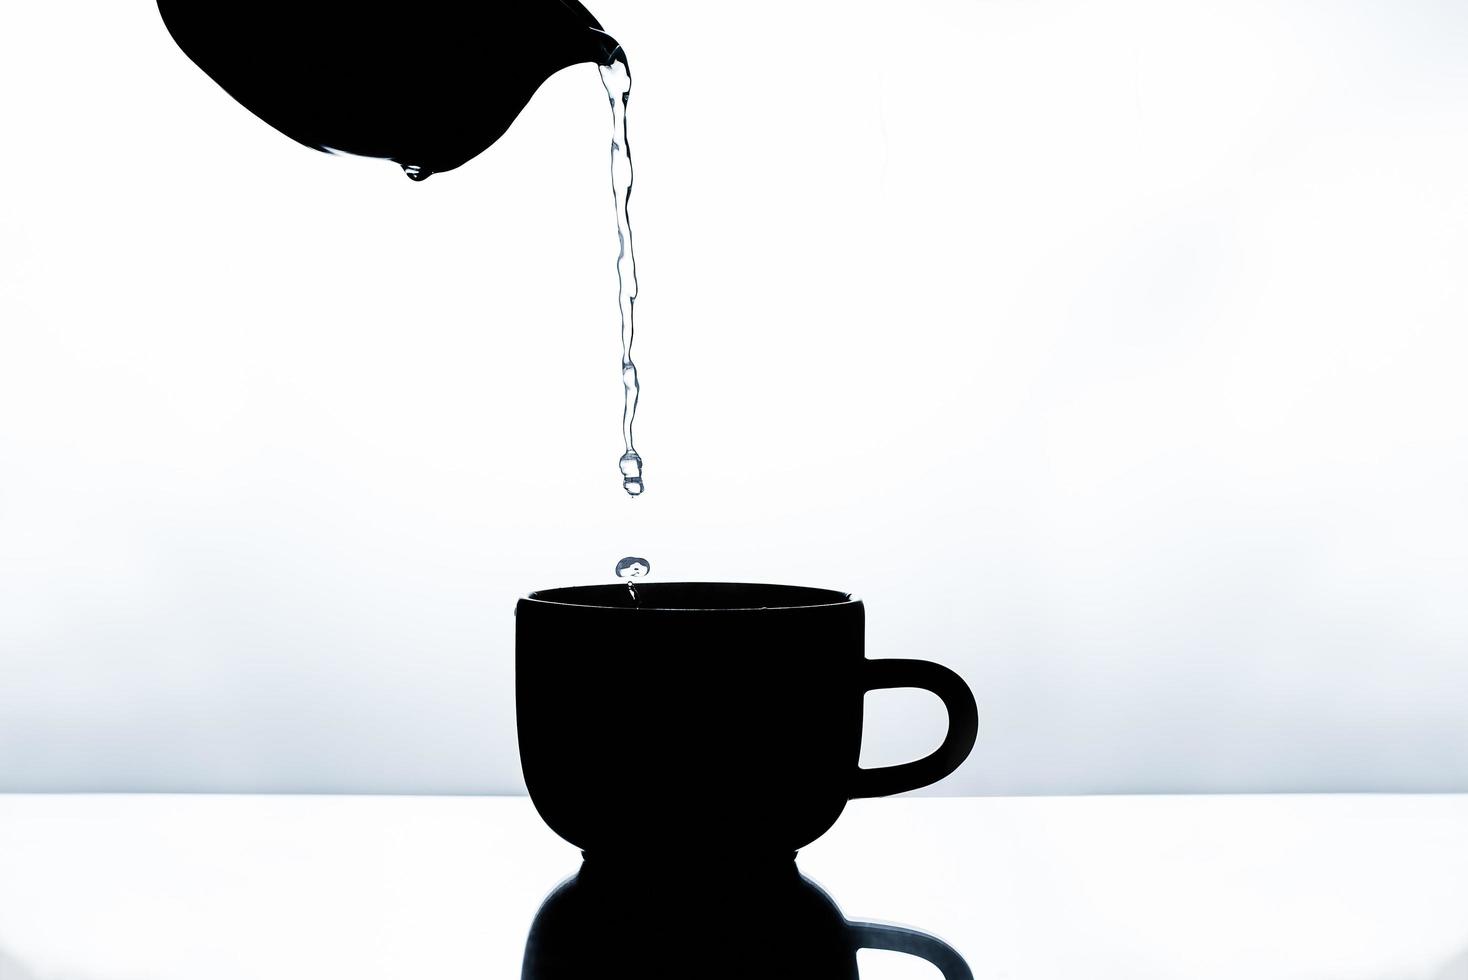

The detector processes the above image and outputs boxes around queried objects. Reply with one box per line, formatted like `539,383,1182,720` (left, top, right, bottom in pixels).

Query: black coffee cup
516,583,979,856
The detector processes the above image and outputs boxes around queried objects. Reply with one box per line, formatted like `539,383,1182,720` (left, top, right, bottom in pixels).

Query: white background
1,0,1466,794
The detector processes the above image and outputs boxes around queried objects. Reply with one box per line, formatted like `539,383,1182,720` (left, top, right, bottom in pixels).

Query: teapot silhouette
522,858,975,980
156,0,620,179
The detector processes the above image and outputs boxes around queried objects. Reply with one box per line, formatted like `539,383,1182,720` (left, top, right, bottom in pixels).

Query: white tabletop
0,795,1465,980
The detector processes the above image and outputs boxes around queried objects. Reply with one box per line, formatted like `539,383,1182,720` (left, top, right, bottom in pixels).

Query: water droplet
619,451,643,496
402,164,431,181
615,557,650,579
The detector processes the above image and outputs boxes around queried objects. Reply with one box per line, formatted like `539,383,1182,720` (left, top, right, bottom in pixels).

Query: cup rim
522,581,858,612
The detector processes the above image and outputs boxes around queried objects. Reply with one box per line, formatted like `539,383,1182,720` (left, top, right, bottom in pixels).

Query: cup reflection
521,857,972,980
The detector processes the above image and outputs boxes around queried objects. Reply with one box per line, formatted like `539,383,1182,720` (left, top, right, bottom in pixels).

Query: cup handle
850,658,979,799
847,921,975,980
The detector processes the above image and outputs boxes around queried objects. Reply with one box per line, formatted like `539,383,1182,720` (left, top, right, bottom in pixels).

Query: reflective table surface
1,795,1466,979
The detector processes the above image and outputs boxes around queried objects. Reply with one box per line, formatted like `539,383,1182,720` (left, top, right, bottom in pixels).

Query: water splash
615,555,649,602
600,55,644,497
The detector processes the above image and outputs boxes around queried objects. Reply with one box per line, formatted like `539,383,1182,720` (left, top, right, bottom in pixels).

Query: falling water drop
619,450,644,496
402,164,431,181
615,556,649,579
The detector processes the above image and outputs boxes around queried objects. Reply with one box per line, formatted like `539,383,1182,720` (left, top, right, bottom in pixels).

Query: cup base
579,849,801,874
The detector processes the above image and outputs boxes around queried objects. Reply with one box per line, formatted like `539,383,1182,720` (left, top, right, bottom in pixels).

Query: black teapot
156,0,620,179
